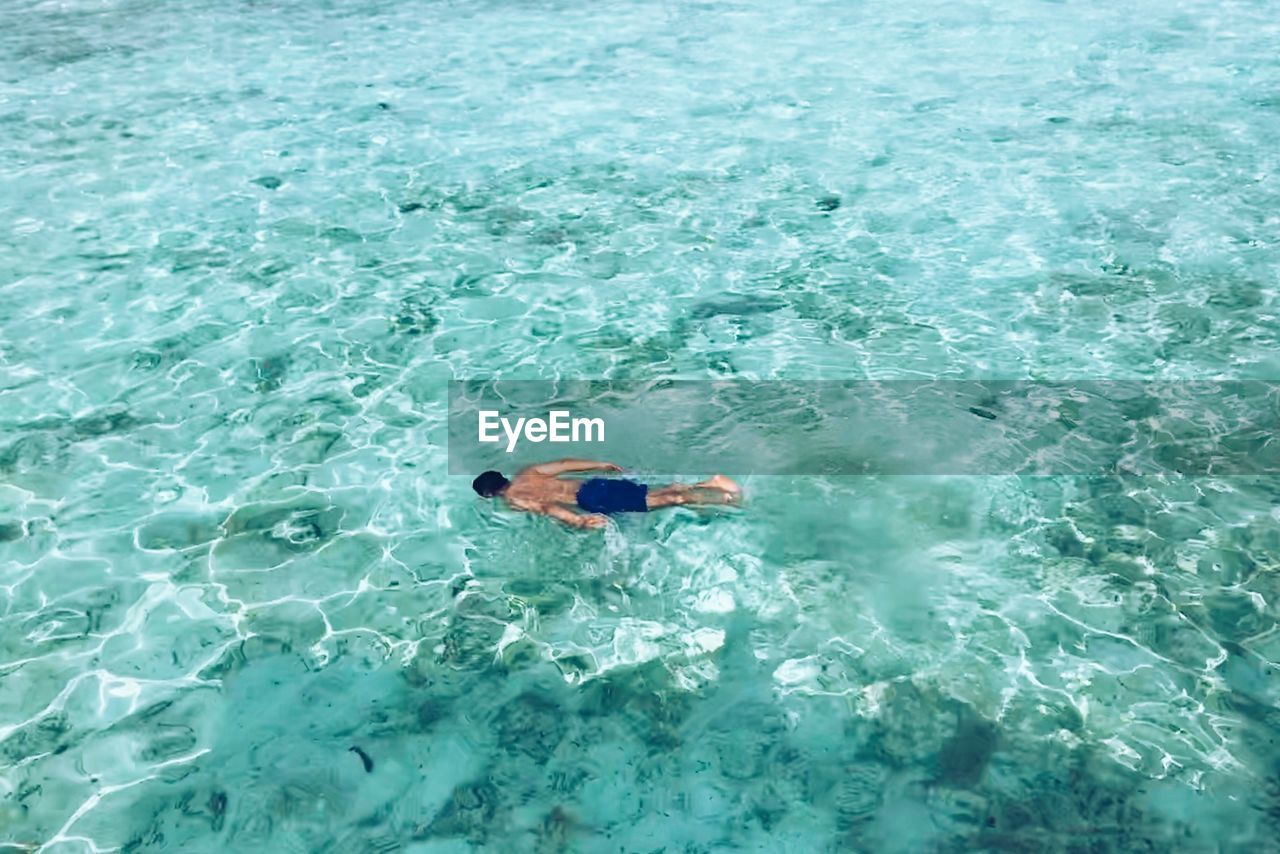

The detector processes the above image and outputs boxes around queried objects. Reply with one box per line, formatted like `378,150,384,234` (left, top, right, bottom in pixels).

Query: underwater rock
0,520,24,542
175,785,229,834
1043,521,1089,559
447,191,492,213
197,635,301,682
537,805,581,850
131,323,230,374
320,226,364,244
576,660,691,746
495,635,541,671
421,779,501,841
72,409,146,438
749,783,791,832
493,690,568,763
243,256,290,285
1157,302,1212,348
438,619,506,670
415,698,451,731
391,297,439,335
1206,280,1264,309
1051,271,1130,298
978,764,1142,849
277,425,347,466
168,245,233,273
139,722,198,762
131,349,164,371
717,737,770,781
870,680,952,767
502,579,575,616
531,225,572,245
936,704,998,787
484,205,535,237
242,600,328,650
12,409,145,445
1081,491,1150,527
222,500,344,554
833,763,888,830
136,513,223,550
688,294,787,320
1,713,74,764
209,790,228,832
260,774,352,829
1204,590,1268,641
251,354,290,392
21,605,95,647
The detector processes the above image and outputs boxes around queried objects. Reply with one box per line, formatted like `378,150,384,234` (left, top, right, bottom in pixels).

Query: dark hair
472,470,510,497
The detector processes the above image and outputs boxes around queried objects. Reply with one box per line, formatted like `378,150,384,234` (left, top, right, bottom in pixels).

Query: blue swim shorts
576,478,649,514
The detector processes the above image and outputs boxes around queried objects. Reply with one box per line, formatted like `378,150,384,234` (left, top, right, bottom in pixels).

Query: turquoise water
3,0,1280,849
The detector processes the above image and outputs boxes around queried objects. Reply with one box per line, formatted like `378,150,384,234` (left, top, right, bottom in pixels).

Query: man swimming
471,459,742,530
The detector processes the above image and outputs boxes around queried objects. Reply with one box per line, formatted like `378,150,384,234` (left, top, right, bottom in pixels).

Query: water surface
3,0,1280,850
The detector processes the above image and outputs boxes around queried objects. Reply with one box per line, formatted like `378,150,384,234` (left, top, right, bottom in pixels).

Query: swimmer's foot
696,475,742,503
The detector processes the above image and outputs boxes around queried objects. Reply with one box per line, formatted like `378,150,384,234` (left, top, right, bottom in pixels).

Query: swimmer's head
472,470,510,498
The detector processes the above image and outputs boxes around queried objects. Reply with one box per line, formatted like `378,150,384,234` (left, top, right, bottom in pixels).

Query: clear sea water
3,0,1280,850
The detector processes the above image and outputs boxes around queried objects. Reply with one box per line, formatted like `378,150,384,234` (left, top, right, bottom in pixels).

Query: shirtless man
471,459,741,530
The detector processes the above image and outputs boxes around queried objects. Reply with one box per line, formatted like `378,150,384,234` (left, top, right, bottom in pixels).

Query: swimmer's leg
645,486,694,509
645,475,741,509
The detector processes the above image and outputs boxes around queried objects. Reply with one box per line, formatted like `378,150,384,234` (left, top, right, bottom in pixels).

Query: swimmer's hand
538,503,610,530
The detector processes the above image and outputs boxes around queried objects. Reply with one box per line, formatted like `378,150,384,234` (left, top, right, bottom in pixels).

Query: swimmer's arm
506,496,601,529
538,503,608,530
522,459,623,476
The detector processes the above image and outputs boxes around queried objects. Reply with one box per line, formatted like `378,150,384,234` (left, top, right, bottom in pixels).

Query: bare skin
492,459,741,530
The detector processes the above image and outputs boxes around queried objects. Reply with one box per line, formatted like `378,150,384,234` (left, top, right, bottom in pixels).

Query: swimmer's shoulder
504,471,549,505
